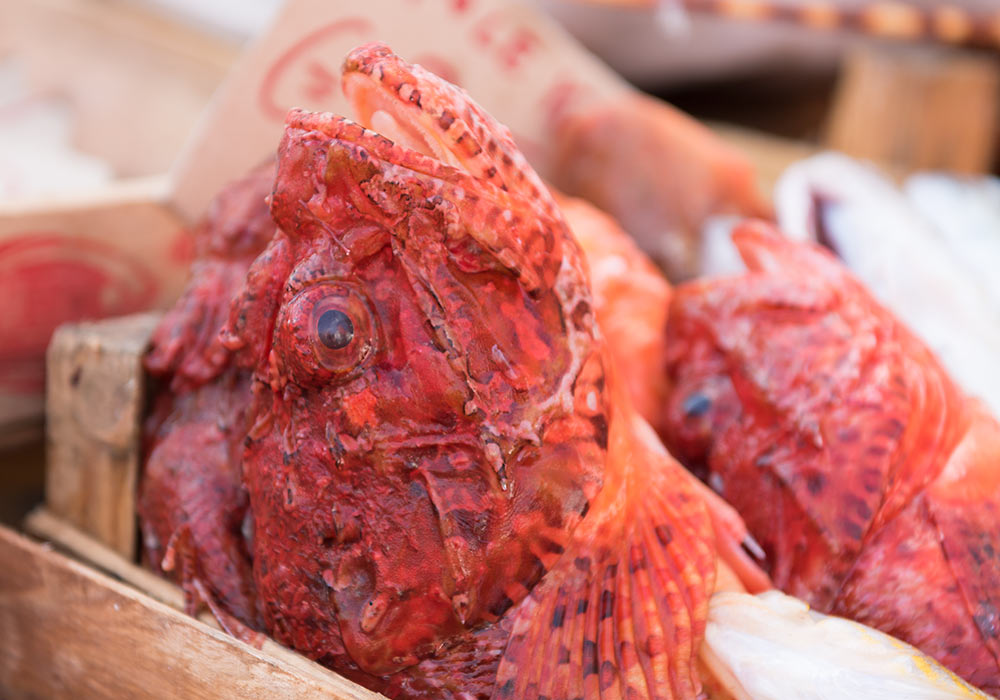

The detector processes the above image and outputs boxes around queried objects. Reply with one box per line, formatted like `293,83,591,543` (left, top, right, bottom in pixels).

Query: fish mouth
341,42,479,177
279,42,571,294
343,72,468,174
330,549,461,676
339,42,558,218
284,45,479,187
283,109,466,184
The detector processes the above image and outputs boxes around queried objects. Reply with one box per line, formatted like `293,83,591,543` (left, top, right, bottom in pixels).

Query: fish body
660,221,1000,694
140,163,277,633
561,193,771,595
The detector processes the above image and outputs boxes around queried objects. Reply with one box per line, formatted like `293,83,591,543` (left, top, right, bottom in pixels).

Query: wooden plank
23,508,383,695
45,313,161,558
825,44,1000,175
0,523,381,699
26,507,195,614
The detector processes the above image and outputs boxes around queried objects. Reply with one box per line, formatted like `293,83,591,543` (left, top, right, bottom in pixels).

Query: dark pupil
682,392,711,418
317,309,354,350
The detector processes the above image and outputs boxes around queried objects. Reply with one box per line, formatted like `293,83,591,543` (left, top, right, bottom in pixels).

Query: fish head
226,44,607,676
665,220,845,454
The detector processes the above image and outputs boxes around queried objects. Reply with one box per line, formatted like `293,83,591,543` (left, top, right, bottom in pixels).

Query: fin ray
493,411,715,700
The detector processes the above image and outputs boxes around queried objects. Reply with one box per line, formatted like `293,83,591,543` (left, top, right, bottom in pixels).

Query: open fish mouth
282,45,483,187
339,42,561,220
342,43,514,181
342,65,469,174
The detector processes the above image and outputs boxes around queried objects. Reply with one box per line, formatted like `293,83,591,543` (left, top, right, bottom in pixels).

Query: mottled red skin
660,220,1000,694
140,163,276,632
230,90,613,677
140,44,720,700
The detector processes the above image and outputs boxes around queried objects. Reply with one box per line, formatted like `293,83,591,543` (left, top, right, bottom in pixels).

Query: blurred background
4,0,998,192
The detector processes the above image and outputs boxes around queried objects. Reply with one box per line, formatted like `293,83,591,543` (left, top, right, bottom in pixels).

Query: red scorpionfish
660,220,1000,694
140,44,736,699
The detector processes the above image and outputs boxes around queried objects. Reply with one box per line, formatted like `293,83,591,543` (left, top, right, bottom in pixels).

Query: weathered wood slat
45,312,162,559
0,521,381,700
825,44,1000,175
25,508,184,611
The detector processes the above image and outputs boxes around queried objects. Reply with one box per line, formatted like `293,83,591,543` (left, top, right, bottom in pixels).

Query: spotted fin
927,403,1000,692
493,410,716,700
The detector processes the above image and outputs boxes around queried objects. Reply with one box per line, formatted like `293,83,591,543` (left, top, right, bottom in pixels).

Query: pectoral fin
492,412,716,700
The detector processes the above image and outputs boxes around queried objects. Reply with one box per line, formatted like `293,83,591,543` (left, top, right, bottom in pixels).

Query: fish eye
317,309,354,349
276,282,377,384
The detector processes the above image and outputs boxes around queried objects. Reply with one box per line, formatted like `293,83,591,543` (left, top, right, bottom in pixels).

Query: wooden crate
2,518,378,700
1,314,382,699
